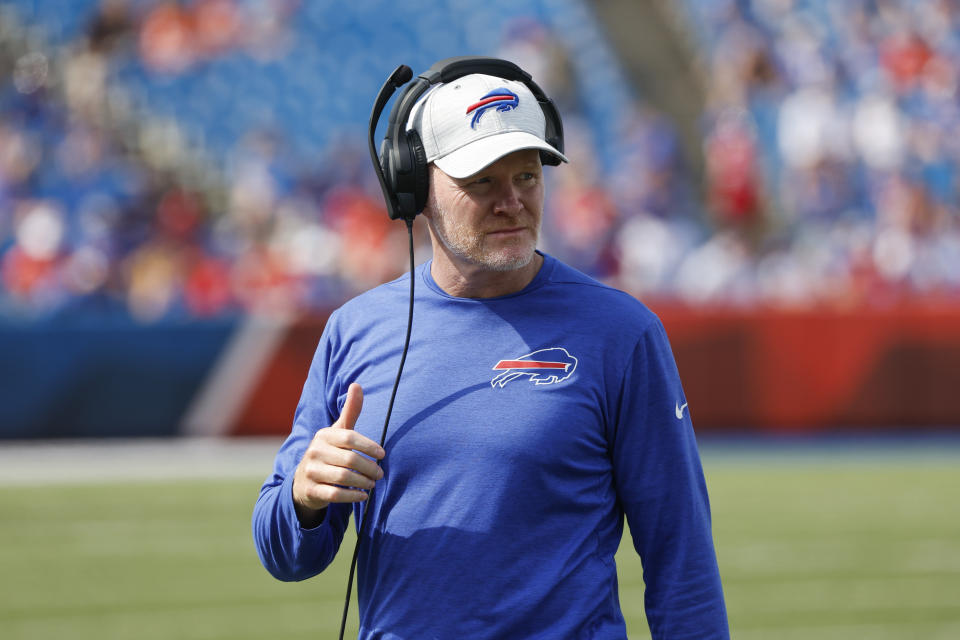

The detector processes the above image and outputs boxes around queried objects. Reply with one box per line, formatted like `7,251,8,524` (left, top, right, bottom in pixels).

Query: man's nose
492,182,523,215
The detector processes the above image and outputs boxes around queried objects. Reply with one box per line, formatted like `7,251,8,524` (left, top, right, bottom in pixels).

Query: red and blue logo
491,347,578,388
466,88,520,129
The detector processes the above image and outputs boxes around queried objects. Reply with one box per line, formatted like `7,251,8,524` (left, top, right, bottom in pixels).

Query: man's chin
481,248,537,272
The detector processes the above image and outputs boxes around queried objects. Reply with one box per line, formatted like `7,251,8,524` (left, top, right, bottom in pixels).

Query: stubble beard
428,197,539,272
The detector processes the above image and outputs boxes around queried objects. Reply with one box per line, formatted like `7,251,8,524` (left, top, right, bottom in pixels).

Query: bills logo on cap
491,347,578,388
466,88,520,129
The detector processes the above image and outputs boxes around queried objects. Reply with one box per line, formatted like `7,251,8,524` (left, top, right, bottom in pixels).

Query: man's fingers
325,488,370,504
305,482,369,505
312,447,384,484
306,461,379,490
336,383,364,431
317,427,385,460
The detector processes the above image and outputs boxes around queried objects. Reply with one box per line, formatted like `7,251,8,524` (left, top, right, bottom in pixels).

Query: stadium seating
1,0,650,321
672,0,960,302
2,0,959,324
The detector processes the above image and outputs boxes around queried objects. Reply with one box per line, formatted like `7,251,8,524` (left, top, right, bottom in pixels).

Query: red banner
225,304,960,435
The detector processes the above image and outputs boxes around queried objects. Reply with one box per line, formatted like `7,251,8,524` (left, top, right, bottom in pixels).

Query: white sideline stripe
733,620,960,640
181,313,293,437
0,437,284,485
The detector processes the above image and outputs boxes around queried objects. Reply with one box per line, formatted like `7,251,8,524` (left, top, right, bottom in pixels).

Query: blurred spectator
193,0,242,58
705,108,764,229
880,26,933,94
138,0,293,73
139,2,195,74
322,184,409,292
545,168,620,278
89,0,135,55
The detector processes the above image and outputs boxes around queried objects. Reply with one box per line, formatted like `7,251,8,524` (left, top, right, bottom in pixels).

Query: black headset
367,56,565,223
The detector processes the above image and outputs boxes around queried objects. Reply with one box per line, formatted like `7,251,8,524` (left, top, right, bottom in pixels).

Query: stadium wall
0,317,234,438
657,304,960,432
3,306,959,439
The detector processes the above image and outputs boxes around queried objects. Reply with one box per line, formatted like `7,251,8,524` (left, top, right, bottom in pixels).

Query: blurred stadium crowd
1,0,959,323
682,0,960,307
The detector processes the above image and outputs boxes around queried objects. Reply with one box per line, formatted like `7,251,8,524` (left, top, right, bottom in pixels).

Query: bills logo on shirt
491,347,578,388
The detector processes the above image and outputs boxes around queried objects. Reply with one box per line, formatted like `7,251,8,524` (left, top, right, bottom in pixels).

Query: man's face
424,149,544,273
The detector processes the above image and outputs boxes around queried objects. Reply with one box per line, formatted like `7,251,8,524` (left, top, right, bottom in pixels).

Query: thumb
335,382,364,430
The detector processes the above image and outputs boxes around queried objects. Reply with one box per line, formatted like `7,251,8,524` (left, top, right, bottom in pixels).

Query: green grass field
2,444,959,639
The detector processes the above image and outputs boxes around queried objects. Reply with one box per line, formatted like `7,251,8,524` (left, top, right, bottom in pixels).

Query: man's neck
430,252,544,299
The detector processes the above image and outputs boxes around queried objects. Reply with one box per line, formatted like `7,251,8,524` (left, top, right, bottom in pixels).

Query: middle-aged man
253,61,729,639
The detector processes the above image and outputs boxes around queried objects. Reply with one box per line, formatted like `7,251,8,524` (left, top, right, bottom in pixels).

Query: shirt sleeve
251,315,353,581
609,318,729,639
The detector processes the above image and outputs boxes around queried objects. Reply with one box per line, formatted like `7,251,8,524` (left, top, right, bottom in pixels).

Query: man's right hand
292,382,385,527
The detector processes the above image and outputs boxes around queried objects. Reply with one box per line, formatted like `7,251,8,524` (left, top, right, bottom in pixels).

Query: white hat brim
432,131,569,179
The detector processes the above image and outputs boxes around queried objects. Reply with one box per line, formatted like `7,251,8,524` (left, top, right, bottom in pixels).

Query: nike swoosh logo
675,402,688,419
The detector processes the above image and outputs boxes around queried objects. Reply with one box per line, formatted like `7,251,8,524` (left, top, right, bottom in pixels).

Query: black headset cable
338,217,415,639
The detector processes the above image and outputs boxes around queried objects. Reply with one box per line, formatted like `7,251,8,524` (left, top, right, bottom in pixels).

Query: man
253,67,729,639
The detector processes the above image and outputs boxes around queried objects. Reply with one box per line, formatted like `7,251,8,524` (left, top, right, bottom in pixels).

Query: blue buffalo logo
491,347,578,388
465,88,520,129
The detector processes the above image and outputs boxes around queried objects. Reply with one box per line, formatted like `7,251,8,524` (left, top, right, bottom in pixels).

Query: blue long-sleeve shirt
253,253,728,639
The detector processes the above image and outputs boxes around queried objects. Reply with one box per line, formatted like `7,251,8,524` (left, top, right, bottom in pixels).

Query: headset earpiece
539,98,564,165
407,129,430,214
384,128,429,220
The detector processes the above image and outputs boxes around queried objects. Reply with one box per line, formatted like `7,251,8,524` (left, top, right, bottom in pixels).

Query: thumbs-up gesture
292,383,385,527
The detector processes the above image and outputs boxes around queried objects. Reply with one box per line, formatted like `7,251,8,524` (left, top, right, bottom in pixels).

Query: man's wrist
294,500,327,529
292,478,328,528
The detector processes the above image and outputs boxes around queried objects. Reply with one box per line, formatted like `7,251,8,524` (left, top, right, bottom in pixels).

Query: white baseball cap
407,73,568,179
